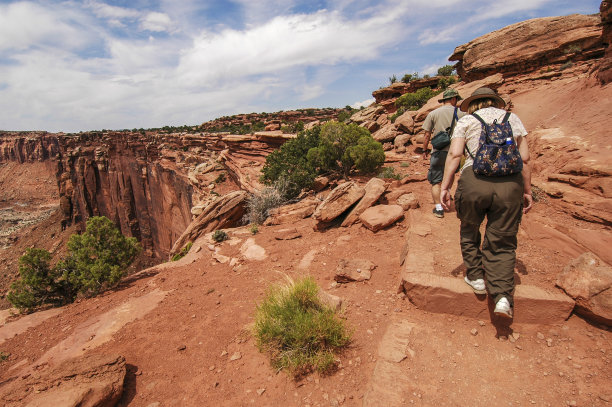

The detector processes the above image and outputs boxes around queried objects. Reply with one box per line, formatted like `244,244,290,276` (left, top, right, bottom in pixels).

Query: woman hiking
439,87,533,319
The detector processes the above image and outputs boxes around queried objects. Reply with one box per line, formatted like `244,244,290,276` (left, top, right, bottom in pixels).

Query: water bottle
505,137,513,145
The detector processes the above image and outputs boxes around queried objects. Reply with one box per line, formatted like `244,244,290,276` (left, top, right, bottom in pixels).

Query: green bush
7,248,71,312
261,127,321,199
254,277,351,377
249,224,259,234
401,73,413,83
377,166,402,180
8,217,140,312
171,242,193,261
212,230,229,243
438,76,457,89
0,351,9,362
395,87,438,111
437,65,456,76
245,183,287,225
59,217,141,297
307,122,384,178
388,74,397,84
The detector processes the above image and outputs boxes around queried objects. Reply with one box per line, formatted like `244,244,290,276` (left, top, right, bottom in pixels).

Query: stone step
400,272,575,325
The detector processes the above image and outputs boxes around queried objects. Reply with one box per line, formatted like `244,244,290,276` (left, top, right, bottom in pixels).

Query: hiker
439,87,532,319
422,88,465,218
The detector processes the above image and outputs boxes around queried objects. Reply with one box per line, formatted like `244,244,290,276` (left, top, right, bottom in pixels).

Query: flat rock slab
556,252,612,326
342,178,386,227
313,181,365,223
401,272,575,325
1,354,126,407
0,308,62,346
363,319,416,407
239,238,267,261
359,204,404,232
273,228,302,240
335,258,376,283
400,210,433,272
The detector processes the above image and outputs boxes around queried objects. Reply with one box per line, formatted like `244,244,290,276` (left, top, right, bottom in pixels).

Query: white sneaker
464,276,486,294
494,297,513,319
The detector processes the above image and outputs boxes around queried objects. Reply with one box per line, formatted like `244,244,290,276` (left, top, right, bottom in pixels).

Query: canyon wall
0,130,290,258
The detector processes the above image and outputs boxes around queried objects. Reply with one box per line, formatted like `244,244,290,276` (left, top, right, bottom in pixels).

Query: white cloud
351,98,374,109
176,7,409,87
140,12,173,32
87,1,140,20
0,2,87,51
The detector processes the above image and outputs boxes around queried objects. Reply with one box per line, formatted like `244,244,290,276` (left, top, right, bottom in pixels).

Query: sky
0,0,602,133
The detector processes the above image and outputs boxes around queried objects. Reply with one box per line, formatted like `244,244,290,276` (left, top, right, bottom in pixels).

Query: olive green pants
455,168,523,306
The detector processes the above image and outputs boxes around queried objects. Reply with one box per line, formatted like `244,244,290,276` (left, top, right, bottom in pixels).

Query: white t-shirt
452,107,528,172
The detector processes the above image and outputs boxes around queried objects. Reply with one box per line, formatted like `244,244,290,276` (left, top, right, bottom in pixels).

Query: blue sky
0,0,601,132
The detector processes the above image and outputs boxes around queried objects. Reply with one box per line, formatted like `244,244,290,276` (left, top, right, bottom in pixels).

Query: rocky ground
0,150,610,406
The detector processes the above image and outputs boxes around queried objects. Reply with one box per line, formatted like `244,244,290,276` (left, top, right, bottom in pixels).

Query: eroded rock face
599,0,612,84
556,252,612,326
169,190,248,258
0,354,126,407
450,14,604,81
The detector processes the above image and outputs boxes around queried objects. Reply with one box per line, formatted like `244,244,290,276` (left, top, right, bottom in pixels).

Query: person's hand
422,150,429,160
523,193,533,214
441,189,452,211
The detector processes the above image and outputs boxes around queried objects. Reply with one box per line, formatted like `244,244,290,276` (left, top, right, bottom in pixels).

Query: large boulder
263,197,319,225
169,190,248,258
394,111,415,134
342,178,387,227
313,181,365,225
556,252,612,326
335,258,376,283
372,123,398,143
0,354,126,407
599,1,612,84
350,105,385,125
359,204,404,232
450,13,604,81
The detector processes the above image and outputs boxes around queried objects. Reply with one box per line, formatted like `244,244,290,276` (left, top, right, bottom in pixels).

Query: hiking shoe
464,276,486,294
433,208,444,218
494,297,513,319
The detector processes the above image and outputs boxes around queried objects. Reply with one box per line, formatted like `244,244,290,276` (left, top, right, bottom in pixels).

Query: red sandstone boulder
313,181,365,225
342,178,387,227
450,14,603,81
264,197,319,226
394,111,415,134
556,252,612,326
169,190,248,258
335,258,376,283
359,204,404,232
397,193,419,210
372,123,398,143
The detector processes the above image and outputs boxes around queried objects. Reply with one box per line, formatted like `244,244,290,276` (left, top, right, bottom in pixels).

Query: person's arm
440,136,465,211
517,136,532,214
422,131,432,159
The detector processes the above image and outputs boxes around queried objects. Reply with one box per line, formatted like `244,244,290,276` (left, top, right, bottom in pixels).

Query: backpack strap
502,111,511,123
449,107,458,134
464,113,486,160
471,112,486,126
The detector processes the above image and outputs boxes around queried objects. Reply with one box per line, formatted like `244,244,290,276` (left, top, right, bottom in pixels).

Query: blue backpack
465,112,523,177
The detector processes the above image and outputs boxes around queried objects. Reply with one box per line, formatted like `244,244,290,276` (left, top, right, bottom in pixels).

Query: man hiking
422,88,464,218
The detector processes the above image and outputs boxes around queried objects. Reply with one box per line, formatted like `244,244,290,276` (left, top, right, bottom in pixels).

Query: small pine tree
60,216,141,297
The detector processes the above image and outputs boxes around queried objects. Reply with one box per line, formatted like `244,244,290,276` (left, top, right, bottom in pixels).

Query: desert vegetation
261,123,384,199
7,216,141,312
253,277,351,377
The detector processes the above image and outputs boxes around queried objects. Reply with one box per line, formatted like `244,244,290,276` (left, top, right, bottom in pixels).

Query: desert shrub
212,230,228,242
437,65,456,76
245,182,287,225
249,224,259,234
171,242,193,261
401,73,413,83
377,166,402,180
560,61,574,71
0,351,8,362
388,74,397,84
7,248,72,312
337,110,351,123
254,277,351,377
395,87,437,111
59,216,141,297
564,44,582,54
400,161,410,168
307,121,384,178
438,76,457,89
214,172,226,183
389,106,407,123
261,127,321,199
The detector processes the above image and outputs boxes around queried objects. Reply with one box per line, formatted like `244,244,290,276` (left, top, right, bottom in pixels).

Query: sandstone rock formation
450,14,604,81
342,178,387,227
556,252,612,326
312,182,365,226
0,354,126,407
335,258,376,283
599,0,612,83
169,190,248,258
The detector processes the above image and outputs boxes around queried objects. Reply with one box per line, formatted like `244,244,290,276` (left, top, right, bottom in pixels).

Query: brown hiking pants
454,168,523,306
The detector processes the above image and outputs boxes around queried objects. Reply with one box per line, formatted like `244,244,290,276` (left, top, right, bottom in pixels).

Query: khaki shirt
422,105,466,151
